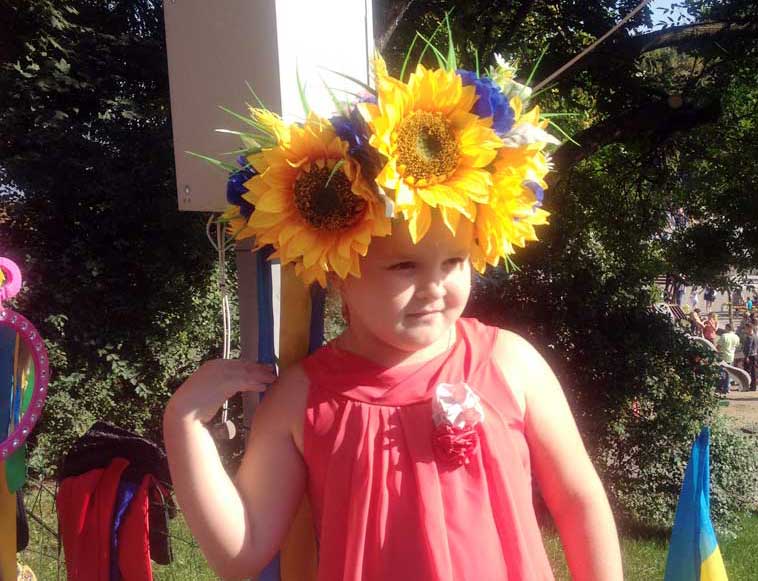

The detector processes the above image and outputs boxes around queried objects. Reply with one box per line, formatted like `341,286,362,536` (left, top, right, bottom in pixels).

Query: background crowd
684,284,758,393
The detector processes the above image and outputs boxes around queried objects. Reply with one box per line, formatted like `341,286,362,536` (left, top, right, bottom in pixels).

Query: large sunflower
470,101,552,271
229,112,391,287
359,57,502,243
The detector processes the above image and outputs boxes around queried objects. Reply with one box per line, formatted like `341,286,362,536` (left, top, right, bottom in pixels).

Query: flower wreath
221,44,559,287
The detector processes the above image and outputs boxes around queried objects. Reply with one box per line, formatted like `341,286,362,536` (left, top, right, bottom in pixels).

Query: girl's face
338,214,472,353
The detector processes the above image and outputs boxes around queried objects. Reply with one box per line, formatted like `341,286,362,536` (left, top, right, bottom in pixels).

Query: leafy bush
709,416,758,537
24,269,234,477
0,1,240,475
467,253,758,536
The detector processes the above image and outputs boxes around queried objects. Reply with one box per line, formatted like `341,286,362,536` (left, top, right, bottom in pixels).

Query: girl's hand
166,359,276,424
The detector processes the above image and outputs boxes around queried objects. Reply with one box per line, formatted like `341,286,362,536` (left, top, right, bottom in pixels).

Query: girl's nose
416,273,446,301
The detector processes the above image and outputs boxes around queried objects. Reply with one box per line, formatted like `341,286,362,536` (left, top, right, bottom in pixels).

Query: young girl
163,214,622,580
164,54,623,580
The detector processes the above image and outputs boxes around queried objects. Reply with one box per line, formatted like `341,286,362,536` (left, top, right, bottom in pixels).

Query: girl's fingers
244,361,276,375
233,382,269,394
212,360,275,380
226,366,277,394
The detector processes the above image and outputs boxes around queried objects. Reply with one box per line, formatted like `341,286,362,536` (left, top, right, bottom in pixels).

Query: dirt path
722,390,758,432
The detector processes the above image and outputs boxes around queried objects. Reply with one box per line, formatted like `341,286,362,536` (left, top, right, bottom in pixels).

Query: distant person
673,207,688,229
743,324,757,391
737,313,751,341
704,286,716,313
717,324,741,394
703,312,719,345
735,313,750,367
747,297,754,312
689,287,701,309
733,287,744,306
690,308,705,336
674,283,685,307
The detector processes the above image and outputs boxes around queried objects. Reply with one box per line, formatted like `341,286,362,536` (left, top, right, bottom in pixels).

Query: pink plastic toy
0,257,50,460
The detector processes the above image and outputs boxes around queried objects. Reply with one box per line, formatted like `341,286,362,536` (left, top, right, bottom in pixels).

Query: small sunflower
470,101,552,271
230,112,391,287
470,169,550,272
359,57,502,243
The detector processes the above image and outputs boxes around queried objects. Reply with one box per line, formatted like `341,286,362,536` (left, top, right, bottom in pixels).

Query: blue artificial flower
457,69,516,137
330,106,383,180
227,160,256,219
524,180,544,211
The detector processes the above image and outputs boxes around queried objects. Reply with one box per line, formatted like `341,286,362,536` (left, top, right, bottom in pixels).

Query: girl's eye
388,261,415,271
445,257,465,267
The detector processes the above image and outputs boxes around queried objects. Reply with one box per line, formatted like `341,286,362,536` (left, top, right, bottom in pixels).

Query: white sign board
164,0,375,212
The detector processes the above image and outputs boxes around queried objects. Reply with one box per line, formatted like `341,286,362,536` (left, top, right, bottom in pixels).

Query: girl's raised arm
495,330,623,581
163,360,307,580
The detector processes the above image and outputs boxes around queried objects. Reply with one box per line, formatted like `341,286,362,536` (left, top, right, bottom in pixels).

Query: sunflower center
396,111,459,182
293,165,367,231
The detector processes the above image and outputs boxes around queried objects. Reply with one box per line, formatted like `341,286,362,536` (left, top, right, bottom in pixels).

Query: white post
164,0,374,422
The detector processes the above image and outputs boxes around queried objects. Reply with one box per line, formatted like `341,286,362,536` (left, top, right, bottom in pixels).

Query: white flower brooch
431,382,485,467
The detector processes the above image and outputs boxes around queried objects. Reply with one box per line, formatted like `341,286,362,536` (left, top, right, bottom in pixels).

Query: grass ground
544,512,758,580
18,481,758,581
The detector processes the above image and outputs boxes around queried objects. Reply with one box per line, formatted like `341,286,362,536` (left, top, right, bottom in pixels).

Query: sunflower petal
407,203,432,244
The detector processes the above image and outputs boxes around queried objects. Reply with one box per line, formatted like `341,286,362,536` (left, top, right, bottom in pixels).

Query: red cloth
117,474,154,581
56,457,130,580
301,318,554,581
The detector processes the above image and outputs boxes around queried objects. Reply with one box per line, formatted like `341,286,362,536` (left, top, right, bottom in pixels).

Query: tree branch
626,20,758,55
573,20,758,74
550,97,721,176
376,0,417,53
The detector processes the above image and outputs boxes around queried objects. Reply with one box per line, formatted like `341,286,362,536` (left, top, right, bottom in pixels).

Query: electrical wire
206,214,232,424
533,0,653,92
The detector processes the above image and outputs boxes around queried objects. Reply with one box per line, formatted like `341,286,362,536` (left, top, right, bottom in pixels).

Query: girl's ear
326,272,344,293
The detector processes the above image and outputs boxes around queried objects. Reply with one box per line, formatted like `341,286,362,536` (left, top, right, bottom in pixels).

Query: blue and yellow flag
664,427,728,581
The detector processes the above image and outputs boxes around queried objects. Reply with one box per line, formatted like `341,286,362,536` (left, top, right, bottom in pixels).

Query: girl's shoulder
463,319,549,418
261,363,310,453
490,328,569,424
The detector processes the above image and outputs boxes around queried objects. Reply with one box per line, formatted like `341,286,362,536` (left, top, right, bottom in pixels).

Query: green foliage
0,0,232,474
25,269,233,477
709,416,758,536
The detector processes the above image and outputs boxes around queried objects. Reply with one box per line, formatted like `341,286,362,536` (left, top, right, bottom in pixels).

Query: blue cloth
256,257,326,581
309,285,326,354
259,554,282,581
664,427,727,580
110,478,138,581
256,245,280,581
0,326,16,439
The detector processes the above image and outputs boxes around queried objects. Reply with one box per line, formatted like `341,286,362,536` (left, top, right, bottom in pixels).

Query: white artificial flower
501,122,561,148
433,382,485,429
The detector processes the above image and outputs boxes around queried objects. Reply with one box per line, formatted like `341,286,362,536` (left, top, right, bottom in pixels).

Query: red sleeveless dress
301,317,555,581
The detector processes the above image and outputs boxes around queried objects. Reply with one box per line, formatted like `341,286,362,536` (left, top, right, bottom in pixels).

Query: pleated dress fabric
301,317,555,581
